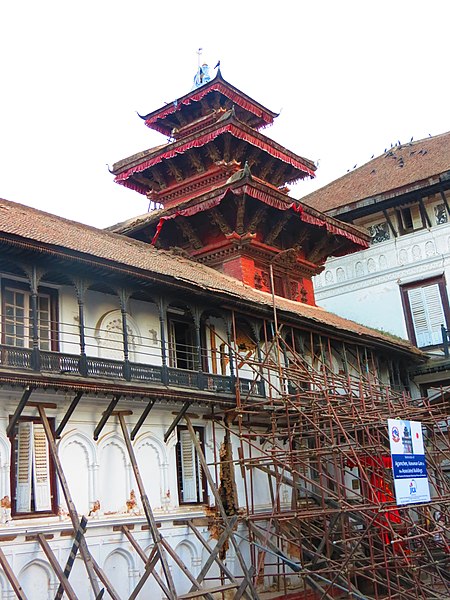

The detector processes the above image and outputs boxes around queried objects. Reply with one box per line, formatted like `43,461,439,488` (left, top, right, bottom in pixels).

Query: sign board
387,419,431,505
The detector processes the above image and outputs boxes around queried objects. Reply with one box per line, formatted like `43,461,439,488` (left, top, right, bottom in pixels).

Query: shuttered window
12,419,56,515
401,278,450,348
176,426,206,504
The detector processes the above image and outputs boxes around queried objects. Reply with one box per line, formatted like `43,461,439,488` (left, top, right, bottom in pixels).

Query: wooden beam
117,413,177,600
55,392,84,438
440,190,450,218
178,583,239,599
37,534,78,600
6,386,34,438
55,516,88,600
418,197,432,227
0,547,28,599
131,399,156,441
164,401,191,443
93,395,120,441
37,405,104,599
382,209,398,237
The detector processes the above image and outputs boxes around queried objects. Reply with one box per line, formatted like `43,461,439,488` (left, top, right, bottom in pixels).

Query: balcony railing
0,344,264,398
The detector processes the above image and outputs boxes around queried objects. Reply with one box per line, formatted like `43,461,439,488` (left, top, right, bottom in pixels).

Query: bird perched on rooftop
371,154,374,158
410,136,414,142
214,60,221,69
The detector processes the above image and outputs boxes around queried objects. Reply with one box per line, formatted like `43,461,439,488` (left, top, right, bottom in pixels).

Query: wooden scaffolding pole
37,404,117,600
117,411,178,600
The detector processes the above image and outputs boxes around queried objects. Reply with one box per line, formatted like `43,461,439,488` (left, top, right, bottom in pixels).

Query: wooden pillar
74,280,88,376
119,290,131,381
117,412,177,600
250,320,265,398
157,297,169,384
225,317,235,383
29,265,41,371
191,306,205,389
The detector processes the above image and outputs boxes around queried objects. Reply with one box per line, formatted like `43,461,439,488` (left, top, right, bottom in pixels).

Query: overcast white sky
1,1,448,228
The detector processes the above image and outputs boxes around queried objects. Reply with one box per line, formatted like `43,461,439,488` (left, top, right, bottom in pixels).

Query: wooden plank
55,515,88,600
178,583,239,599
184,416,260,599
28,402,57,409
118,413,177,600
6,386,34,438
164,401,191,443
0,547,28,600
37,534,78,600
55,392,83,438
93,395,120,441
37,405,103,599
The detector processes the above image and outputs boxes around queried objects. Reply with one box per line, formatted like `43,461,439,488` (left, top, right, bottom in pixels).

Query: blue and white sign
388,419,431,505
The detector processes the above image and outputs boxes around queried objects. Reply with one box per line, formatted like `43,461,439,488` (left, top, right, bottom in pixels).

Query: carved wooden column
224,317,236,389
119,290,132,381
157,297,169,385
27,265,42,371
74,280,88,376
191,306,205,390
250,320,265,397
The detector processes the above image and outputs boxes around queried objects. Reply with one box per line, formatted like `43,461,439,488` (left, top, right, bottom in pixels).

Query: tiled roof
0,197,421,356
302,131,450,215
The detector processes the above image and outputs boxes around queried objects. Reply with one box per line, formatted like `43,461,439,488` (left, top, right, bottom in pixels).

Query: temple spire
193,48,211,89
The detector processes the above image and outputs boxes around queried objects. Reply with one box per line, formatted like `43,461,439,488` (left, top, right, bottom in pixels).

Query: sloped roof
302,131,450,216
112,110,316,188
0,197,421,357
139,69,278,135
107,170,369,249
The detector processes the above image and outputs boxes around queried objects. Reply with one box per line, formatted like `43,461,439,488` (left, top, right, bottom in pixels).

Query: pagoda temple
110,68,369,306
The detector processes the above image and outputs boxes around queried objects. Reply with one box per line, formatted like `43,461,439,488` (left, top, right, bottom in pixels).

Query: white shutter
32,423,52,511
180,430,198,502
16,422,32,512
408,284,445,347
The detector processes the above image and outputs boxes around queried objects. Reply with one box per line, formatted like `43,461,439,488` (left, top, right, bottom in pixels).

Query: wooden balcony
0,345,265,397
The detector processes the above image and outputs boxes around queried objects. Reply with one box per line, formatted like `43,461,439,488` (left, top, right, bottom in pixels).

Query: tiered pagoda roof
110,69,370,306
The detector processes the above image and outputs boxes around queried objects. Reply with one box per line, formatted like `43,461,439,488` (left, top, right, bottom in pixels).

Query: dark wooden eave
138,69,278,136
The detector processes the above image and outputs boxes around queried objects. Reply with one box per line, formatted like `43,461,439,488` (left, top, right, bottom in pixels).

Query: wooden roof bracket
163,400,192,443
382,209,398,237
93,395,121,441
55,391,84,439
6,385,34,438
130,398,156,441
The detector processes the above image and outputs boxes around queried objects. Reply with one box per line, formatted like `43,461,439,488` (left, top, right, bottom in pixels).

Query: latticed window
11,418,57,515
401,277,450,347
